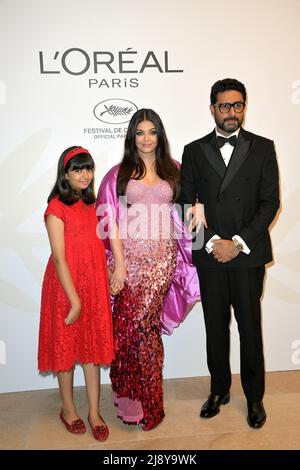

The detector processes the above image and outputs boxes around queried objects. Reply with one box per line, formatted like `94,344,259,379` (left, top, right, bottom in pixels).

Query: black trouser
197,266,265,403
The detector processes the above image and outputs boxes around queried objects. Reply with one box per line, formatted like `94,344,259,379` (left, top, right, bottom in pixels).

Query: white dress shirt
205,128,250,255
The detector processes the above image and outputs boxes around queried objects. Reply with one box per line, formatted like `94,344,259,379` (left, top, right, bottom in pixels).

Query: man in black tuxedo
179,78,279,428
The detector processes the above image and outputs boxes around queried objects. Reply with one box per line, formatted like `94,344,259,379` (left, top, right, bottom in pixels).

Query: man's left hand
212,239,239,263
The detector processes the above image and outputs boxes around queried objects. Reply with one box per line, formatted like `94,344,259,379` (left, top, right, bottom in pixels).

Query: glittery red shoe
59,409,86,434
142,415,164,431
88,415,109,442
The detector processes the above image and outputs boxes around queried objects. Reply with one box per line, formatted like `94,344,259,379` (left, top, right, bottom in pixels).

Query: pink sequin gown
111,179,177,430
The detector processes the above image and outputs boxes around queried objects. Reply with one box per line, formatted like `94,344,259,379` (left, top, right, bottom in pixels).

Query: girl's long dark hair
116,109,180,201
48,146,96,205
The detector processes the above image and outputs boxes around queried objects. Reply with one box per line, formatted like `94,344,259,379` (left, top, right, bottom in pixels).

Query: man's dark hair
210,78,247,104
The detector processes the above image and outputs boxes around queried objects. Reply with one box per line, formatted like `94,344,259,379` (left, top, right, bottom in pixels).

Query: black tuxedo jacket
179,128,280,268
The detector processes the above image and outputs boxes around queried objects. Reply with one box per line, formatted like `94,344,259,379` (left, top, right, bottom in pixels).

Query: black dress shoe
247,401,266,429
200,392,230,418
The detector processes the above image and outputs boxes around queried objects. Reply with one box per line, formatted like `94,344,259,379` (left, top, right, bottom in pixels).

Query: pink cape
96,164,200,335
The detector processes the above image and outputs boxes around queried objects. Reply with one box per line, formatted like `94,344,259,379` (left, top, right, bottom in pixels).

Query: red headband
63,147,90,168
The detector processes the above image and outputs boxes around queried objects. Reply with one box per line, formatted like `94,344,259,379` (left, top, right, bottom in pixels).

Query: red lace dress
38,197,114,372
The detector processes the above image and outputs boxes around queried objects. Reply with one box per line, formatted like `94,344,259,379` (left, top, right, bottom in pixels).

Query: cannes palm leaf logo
100,104,133,117
94,99,138,123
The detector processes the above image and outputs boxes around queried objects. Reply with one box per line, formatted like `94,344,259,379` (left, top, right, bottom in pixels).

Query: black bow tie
216,135,237,149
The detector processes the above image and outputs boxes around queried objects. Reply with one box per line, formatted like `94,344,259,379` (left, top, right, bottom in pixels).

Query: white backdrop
0,0,300,393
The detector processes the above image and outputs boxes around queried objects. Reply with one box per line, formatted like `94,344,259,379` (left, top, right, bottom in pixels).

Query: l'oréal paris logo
39,49,183,75
94,99,138,124
38,48,183,89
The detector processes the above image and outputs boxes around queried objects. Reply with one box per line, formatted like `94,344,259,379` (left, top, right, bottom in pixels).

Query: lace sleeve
44,198,65,223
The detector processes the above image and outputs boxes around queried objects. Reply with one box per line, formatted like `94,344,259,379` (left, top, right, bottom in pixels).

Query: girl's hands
65,302,81,325
110,263,126,295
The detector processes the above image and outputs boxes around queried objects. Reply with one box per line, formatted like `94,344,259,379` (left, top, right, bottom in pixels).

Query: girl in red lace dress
38,146,114,441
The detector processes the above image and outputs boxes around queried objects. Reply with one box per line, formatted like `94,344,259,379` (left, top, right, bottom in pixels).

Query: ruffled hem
38,357,114,374
113,394,144,424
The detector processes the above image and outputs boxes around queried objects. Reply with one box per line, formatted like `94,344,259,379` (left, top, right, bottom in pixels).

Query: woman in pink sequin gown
97,109,201,431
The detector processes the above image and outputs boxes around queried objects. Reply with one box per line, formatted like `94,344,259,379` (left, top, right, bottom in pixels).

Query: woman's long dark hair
116,109,180,201
48,146,96,205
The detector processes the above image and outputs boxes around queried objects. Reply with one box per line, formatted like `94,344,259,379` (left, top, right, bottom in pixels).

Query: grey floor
0,371,299,450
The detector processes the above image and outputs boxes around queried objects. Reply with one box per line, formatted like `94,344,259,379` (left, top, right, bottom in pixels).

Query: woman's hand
110,263,126,295
107,267,113,281
107,267,119,295
186,203,208,232
65,302,82,325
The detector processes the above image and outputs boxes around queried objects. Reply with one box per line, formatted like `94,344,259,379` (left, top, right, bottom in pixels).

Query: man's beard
215,116,243,133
